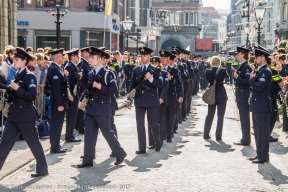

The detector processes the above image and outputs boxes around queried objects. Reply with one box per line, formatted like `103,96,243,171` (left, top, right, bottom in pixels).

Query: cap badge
141,47,144,52
89,47,92,53
161,50,165,54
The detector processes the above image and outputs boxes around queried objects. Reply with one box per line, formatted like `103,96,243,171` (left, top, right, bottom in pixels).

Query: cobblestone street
0,86,287,191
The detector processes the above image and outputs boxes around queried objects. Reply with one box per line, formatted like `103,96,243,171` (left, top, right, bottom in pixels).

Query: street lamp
172,24,182,32
235,23,244,31
27,0,32,4
254,0,266,45
21,28,29,48
198,23,203,32
122,16,134,51
48,0,68,49
244,22,251,47
156,9,169,19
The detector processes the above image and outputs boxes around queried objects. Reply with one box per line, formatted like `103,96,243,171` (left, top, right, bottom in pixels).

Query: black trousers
188,80,194,113
252,112,271,160
0,121,47,173
135,106,161,151
227,69,233,84
76,109,85,134
237,102,251,144
182,89,189,119
203,98,227,138
148,104,166,145
50,108,65,149
126,79,131,93
270,97,278,134
83,114,125,165
65,95,79,140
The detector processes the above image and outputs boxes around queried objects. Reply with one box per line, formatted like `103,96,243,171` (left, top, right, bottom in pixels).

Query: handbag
202,68,220,105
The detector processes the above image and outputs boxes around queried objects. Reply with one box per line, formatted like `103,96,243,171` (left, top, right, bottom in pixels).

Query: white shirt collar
239,60,247,67
18,67,26,74
142,63,150,69
53,62,62,69
257,64,266,71
94,65,103,75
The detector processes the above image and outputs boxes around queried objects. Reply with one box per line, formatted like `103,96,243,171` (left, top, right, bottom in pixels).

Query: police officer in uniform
47,49,70,153
248,48,272,163
233,46,252,146
268,56,284,142
127,47,164,154
148,55,169,148
124,57,136,93
64,49,82,142
162,51,183,142
75,47,92,134
77,47,126,168
225,56,234,84
0,48,48,177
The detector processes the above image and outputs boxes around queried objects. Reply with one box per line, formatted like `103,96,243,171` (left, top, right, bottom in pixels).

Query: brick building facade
0,1,17,53
16,0,120,50
152,0,202,52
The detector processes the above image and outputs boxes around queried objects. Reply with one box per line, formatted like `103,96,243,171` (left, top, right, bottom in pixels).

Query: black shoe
155,143,162,152
80,155,95,159
203,136,211,139
252,158,269,164
233,141,250,146
77,163,93,168
148,145,155,149
178,120,182,124
270,136,278,142
50,146,67,153
247,156,258,161
172,133,174,137
114,157,124,165
167,139,172,143
31,170,48,177
66,138,81,142
216,138,222,141
135,150,146,154
110,153,115,157
174,131,178,134
78,131,84,135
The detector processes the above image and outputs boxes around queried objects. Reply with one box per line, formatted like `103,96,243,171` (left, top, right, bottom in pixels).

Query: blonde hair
211,56,221,67
35,53,44,61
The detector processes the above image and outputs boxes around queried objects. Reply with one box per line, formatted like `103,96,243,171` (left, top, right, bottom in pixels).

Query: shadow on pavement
71,158,122,192
204,140,235,153
124,117,191,172
261,163,288,186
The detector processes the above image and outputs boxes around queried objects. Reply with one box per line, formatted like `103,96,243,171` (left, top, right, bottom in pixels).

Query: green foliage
278,40,288,49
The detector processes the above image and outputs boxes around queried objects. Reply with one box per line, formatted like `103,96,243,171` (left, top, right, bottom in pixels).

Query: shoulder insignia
53,76,59,79
259,78,265,82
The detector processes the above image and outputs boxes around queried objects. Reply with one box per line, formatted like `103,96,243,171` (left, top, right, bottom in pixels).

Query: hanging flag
105,0,112,16
275,35,279,45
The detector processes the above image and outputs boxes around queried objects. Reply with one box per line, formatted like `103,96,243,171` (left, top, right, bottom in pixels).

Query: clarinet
61,65,72,99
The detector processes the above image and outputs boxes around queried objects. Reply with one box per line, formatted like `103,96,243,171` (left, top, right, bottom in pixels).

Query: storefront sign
17,21,29,26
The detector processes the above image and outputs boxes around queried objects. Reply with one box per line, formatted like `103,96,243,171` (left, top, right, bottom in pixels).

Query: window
37,0,69,8
283,4,287,22
184,13,194,26
86,31,103,47
169,12,175,26
267,13,271,32
16,0,24,8
35,30,71,50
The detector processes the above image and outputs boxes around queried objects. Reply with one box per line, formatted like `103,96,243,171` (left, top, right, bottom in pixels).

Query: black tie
142,66,147,75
